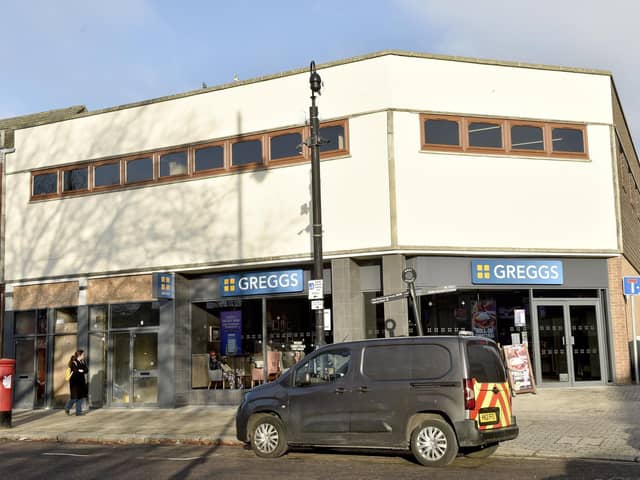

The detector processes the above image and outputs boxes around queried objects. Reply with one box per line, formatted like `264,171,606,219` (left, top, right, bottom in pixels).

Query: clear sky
2,0,639,145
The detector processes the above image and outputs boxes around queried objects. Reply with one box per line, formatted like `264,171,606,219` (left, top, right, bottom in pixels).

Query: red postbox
0,358,15,428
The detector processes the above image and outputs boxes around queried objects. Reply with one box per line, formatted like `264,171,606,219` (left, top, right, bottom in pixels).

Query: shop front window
15,309,47,336
55,307,78,333
190,296,333,389
89,305,107,331
111,302,160,329
363,291,385,338
420,291,531,347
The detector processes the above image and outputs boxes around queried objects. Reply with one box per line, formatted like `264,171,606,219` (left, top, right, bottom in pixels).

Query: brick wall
13,281,79,310
86,275,152,304
613,94,640,273
607,257,640,383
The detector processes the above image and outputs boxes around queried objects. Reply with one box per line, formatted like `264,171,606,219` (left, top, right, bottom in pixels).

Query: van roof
318,335,495,350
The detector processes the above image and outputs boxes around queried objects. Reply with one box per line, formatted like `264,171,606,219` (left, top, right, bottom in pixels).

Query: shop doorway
13,336,47,409
109,330,158,406
532,299,604,385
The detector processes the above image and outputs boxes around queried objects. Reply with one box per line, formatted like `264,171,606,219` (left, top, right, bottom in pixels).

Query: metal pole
308,61,325,347
0,147,13,359
262,297,268,384
408,283,423,336
632,295,639,385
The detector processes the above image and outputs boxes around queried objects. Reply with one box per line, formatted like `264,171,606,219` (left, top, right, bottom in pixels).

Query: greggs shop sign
471,260,563,285
220,269,304,297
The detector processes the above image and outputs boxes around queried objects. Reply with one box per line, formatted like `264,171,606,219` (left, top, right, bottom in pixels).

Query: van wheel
410,418,458,467
464,443,499,458
250,414,288,458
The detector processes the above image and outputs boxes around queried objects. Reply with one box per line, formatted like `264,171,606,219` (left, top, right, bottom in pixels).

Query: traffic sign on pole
623,277,640,385
623,277,640,295
308,280,323,300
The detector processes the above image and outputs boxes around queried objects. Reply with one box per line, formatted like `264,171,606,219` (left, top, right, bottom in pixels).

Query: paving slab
1,385,639,462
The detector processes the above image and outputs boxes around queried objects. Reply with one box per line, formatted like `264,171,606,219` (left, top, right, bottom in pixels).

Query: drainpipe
0,146,15,357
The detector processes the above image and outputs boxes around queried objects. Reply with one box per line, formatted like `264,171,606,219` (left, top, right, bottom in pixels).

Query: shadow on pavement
8,409,60,428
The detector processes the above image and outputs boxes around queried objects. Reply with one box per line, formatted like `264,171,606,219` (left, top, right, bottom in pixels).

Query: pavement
1,385,639,463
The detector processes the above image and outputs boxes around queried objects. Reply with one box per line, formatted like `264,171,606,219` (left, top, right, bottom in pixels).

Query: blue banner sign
220,269,304,297
471,260,563,285
220,310,242,355
623,277,640,295
152,272,174,299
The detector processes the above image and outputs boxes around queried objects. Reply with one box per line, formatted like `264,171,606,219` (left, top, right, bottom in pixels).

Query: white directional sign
311,299,324,310
324,308,332,331
370,291,409,304
370,286,457,304
308,280,324,299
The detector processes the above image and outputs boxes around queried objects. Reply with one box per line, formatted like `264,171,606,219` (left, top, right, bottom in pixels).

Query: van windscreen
467,342,507,383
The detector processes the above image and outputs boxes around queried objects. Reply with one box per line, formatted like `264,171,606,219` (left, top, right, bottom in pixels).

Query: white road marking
43,452,93,457
135,456,209,461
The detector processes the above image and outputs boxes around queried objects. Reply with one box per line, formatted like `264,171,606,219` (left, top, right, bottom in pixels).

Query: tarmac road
1,440,639,480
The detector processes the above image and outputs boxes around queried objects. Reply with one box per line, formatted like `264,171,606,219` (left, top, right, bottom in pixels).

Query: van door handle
357,386,368,393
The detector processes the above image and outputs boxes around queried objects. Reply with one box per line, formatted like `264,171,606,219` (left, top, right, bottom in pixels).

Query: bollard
0,358,16,428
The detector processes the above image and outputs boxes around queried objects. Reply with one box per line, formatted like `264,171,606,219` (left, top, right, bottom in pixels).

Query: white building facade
2,51,639,409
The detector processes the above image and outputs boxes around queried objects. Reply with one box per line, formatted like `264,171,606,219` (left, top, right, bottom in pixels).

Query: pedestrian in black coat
64,350,88,416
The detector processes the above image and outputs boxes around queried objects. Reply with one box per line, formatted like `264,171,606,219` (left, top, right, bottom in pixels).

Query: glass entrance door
536,305,568,383
110,331,158,406
534,300,602,385
569,305,601,381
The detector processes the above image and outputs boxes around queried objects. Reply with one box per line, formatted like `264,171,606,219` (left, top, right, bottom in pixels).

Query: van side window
467,342,507,383
294,350,350,387
363,344,452,380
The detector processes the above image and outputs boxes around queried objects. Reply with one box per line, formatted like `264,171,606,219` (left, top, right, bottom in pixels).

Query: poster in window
220,310,242,356
471,299,496,340
503,344,536,394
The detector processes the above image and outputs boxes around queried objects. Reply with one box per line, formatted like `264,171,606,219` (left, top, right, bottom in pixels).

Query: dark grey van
236,334,518,467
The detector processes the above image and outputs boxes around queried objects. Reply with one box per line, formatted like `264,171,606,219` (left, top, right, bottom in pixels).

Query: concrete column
77,306,89,352
383,254,408,337
173,274,190,406
2,311,13,357
158,298,176,408
331,258,365,343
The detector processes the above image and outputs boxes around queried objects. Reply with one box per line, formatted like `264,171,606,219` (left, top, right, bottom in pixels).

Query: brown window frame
420,114,588,160
29,119,350,201
229,133,265,171
31,168,60,199
420,115,463,152
507,120,547,156
61,164,91,196
92,159,123,191
124,154,156,186
465,117,507,154
158,147,190,182
318,120,349,159
193,141,227,176
267,127,305,165
549,123,588,159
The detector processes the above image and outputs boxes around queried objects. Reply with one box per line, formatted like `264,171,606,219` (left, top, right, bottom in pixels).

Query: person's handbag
65,367,72,382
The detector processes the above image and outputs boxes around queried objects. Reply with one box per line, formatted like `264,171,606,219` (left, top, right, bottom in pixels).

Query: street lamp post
307,61,326,347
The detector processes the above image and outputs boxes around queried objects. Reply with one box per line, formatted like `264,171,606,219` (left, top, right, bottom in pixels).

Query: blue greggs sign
471,260,563,285
220,269,304,297
152,272,174,299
